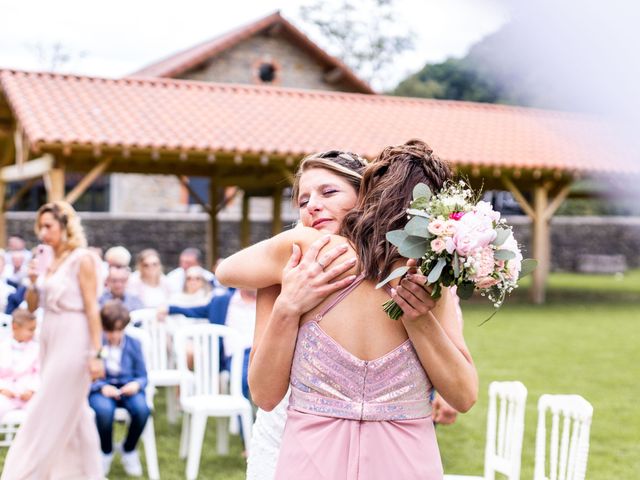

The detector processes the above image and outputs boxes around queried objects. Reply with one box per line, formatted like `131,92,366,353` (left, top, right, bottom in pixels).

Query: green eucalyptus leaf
492,228,511,247
457,281,475,299
404,216,431,238
412,183,432,201
494,249,516,261
519,258,538,278
427,257,447,284
398,236,429,259
386,230,408,248
376,266,410,289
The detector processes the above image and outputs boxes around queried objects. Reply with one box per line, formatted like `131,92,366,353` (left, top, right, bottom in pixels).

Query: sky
0,0,509,90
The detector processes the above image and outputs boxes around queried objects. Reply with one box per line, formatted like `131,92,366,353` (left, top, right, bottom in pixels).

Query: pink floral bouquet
377,181,537,320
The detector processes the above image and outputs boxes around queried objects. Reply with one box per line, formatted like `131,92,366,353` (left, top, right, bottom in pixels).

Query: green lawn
1,271,638,479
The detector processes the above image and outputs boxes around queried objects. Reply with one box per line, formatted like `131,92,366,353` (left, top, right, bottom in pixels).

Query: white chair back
484,381,528,480
174,323,243,400
534,394,593,480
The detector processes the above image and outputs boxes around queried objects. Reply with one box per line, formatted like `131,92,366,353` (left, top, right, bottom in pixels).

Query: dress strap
315,273,366,321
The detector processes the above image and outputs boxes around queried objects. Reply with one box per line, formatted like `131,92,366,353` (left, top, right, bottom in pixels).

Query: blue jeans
89,390,150,454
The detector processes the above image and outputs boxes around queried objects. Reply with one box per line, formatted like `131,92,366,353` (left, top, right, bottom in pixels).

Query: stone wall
180,33,359,92
7,213,640,272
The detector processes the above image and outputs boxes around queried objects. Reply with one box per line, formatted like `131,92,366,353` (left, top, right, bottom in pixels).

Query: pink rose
430,238,446,253
428,219,446,236
444,220,458,236
475,276,500,289
450,211,465,221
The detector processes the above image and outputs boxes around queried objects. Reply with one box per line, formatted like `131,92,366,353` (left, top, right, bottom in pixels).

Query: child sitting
0,309,39,418
88,300,150,477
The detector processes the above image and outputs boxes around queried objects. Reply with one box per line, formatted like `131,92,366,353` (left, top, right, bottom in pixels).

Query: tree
299,0,413,90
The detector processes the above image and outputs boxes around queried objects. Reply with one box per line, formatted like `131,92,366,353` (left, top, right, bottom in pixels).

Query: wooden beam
531,183,550,304
64,157,111,205
4,178,37,211
0,154,54,182
207,178,219,268
13,125,28,165
177,175,212,215
272,187,283,236
214,187,239,215
544,182,573,221
502,176,536,220
1,134,15,167
240,192,250,248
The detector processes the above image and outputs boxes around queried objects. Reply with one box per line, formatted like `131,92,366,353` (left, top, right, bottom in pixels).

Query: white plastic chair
118,325,160,479
445,381,528,480
131,308,186,424
0,409,25,447
174,324,253,480
534,394,593,480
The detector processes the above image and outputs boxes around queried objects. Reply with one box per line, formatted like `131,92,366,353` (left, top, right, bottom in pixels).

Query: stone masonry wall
7,213,640,272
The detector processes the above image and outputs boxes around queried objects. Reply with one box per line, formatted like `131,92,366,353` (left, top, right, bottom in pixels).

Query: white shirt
104,339,124,377
224,291,256,355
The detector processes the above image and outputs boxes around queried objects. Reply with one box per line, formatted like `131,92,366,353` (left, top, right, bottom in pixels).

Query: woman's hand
391,259,436,322
279,235,357,317
101,385,121,399
89,357,105,381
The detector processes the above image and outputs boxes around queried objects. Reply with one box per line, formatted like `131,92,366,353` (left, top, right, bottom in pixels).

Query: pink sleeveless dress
274,275,443,480
1,248,102,480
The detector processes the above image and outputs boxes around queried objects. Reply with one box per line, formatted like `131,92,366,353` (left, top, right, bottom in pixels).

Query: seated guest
128,249,172,308
3,235,31,267
166,247,215,295
168,265,213,307
0,251,16,313
89,300,150,477
105,245,132,269
99,267,144,312
0,309,39,419
4,250,27,288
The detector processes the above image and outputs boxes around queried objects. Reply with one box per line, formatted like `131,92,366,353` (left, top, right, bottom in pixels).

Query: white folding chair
534,394,593,480
117,325,160,479
445,381,528,480
174,324,253,480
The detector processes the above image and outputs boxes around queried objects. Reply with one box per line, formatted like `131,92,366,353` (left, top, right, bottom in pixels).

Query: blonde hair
35,201,87,249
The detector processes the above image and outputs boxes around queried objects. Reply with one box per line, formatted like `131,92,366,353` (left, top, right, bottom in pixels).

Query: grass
1,270,638,479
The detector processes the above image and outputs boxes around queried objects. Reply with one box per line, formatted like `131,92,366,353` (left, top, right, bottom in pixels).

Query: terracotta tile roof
130,11,375,95
0,69,635,175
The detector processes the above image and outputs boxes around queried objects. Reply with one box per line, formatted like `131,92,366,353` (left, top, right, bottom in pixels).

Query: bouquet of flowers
377,181,537,320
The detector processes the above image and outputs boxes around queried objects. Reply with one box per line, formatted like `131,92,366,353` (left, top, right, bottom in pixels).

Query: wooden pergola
1,69,636,303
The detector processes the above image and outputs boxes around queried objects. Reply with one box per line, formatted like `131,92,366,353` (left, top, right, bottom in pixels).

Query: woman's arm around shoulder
215,227,324,289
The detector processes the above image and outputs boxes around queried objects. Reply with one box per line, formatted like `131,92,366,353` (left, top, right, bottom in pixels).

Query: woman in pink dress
218,140,478,479
1,201,104,479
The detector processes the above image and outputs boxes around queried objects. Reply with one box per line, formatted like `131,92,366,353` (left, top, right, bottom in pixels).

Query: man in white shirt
166,248,215,294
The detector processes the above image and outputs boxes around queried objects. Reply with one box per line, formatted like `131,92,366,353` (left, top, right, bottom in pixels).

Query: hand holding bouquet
377,181,537,320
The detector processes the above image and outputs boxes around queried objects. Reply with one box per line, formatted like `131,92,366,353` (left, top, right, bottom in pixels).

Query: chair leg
179,412,190,459
166,386,178,424
186,413,207,480
216,417,229,455
142,417,160,480
240,407,254,456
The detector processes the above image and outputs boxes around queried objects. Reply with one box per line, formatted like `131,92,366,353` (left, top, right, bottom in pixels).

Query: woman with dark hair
218,140,477,479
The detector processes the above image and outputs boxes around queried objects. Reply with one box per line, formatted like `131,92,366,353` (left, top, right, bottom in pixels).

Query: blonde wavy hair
35,201,87,249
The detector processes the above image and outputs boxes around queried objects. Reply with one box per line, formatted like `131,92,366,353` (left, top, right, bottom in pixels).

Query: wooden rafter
4,178,37,211
502,176,536,219
64,157,111,205
177,175,212,215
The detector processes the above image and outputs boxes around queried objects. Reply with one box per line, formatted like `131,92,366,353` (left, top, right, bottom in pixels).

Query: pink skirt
274,409,443,480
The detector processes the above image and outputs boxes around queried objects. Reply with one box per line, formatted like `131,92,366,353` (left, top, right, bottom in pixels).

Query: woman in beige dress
1,201,104,479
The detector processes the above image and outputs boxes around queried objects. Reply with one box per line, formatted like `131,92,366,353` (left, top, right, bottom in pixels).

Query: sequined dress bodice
289,275,433,421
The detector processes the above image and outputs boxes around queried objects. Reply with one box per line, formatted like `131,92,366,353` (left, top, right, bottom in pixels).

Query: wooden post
207,177,219,269
531,183,550,304
240,192,250,248
64,158,111,205
45,160,65,202
272,187,283,236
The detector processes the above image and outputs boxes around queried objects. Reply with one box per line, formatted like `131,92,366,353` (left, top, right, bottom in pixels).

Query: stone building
111,11,373,215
